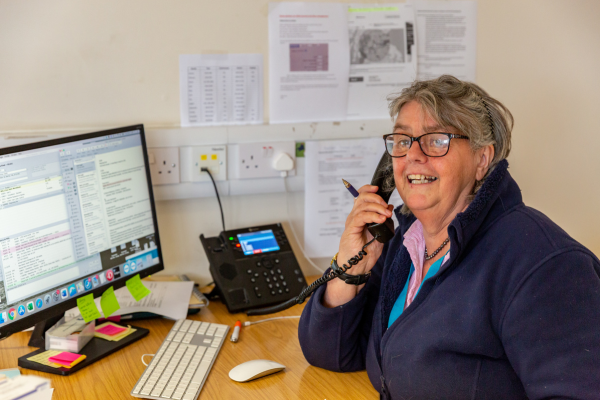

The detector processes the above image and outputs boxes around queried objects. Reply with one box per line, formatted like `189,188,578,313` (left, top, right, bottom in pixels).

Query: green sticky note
77,294,101,323
126,274,151,302
100,286,121,318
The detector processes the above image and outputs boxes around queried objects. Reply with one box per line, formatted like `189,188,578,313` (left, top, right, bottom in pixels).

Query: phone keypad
246,255,295,298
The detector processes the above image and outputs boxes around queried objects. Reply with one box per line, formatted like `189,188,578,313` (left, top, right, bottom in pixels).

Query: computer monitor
0,125,164,343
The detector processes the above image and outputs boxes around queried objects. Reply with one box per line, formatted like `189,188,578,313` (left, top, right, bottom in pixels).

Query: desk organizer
45,317,95,352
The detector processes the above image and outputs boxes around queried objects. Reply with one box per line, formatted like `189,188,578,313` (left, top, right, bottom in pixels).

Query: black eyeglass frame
383,132,470,158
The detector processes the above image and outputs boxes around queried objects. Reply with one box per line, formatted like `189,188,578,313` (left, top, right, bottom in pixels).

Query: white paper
304,138,389,258
269,2,350,123
0,376,51,400
65,281,194,321
179,54,263,126
346,4,417,120
414,0,477,81
21,388,53,400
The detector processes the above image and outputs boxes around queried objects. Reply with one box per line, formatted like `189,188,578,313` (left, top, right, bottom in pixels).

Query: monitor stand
18,316,149,376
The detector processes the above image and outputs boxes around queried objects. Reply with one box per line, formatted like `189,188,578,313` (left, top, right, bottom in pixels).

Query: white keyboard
131,319,229,400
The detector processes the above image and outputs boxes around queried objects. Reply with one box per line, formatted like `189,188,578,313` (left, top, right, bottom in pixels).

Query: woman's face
393,101,491,223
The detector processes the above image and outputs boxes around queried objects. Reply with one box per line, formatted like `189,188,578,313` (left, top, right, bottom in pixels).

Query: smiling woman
298,75,600,399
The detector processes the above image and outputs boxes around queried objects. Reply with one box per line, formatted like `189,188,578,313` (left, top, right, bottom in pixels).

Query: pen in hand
342,179,360,198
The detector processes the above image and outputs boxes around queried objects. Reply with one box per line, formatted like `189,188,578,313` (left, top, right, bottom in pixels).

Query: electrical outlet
148,147,180,185
180,145,227,182
235,142,296,179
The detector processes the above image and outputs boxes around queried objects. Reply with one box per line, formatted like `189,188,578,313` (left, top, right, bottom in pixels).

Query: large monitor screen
0,125,163,335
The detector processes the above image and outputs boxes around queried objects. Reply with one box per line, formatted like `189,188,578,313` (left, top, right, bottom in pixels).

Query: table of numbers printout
180,54,263,126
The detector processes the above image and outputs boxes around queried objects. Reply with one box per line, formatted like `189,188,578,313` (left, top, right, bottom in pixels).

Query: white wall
1,0,599,283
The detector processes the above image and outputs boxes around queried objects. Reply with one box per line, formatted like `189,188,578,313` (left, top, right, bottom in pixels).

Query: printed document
179,54,263,126
304,138,386,258
269,2,350,123
347,4,417,120
414,0,477,81
65,281,194,321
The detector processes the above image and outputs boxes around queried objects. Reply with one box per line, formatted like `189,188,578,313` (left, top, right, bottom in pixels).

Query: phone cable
243,316,300,327
201,167,225,231
247,235,379,316
281,176,327,273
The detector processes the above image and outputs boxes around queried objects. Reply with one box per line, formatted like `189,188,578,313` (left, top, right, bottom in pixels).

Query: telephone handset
246,152,397,316
366,152,396,244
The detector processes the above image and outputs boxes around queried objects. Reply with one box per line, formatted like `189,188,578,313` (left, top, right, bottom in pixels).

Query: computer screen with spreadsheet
0,125,164,337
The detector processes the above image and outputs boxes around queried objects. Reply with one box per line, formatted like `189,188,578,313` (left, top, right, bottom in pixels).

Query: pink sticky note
48,352,82,367
96,324,127,336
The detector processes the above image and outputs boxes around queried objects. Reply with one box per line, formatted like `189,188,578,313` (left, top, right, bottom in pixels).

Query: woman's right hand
323,185,393,308
336,184,394,276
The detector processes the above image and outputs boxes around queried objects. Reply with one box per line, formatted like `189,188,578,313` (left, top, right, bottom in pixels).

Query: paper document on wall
65,281,193,321
414,0,477,81
269,2,350,123
304,138,386,258
346,4,417,120
179,54,263,126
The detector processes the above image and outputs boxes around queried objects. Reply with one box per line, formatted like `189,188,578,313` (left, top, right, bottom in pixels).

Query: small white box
45,317,95,352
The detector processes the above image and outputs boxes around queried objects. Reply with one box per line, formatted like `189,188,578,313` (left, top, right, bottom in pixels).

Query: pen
342,179,359,198
230,320,241,342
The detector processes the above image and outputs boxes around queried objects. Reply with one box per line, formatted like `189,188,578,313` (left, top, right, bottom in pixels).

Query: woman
298,75,600,399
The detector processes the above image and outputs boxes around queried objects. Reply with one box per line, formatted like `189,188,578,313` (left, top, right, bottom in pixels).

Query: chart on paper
179,54,264,127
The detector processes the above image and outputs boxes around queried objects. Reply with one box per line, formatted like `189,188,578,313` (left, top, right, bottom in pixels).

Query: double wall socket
234,141,296,179
180,145,227,182
148,147,180,185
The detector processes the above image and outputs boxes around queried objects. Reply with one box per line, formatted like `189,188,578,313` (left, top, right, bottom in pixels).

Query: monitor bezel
0,124,164,338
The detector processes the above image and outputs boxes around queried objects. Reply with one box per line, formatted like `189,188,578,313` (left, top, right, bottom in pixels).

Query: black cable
201,167,225,232
247,235,379,316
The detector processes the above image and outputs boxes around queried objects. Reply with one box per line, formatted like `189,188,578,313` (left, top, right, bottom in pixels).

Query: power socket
148,147,180,185
180,145,227,182
235,142,296,179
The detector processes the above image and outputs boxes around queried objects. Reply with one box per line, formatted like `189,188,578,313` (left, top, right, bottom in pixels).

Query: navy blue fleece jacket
298,160,600,399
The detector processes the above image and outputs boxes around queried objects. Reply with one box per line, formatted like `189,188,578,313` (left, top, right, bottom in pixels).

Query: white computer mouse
228,359,286,382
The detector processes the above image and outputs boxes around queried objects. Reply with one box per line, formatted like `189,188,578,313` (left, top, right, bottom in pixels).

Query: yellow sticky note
27,350,63,368
77,294,101,323
95,323,137,341
126,274,151,302
100,286,120,318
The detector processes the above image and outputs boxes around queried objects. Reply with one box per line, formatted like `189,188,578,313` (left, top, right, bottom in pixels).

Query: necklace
424,237,450,261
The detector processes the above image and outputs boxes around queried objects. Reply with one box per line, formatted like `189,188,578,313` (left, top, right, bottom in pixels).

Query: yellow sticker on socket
200,155,207,161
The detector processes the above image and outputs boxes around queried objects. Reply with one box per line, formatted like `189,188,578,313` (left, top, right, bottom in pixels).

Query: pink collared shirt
402,220,451,309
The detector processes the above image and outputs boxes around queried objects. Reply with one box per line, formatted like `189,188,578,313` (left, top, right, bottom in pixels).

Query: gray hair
384,75,514,214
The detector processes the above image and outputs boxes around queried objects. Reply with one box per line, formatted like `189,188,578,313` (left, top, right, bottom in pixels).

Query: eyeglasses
383,133,469,158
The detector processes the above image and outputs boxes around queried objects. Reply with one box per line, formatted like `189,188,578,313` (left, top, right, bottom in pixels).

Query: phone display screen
237,230,280,256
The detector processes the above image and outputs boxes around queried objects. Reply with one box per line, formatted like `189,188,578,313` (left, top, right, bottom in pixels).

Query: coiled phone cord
247,235,379,316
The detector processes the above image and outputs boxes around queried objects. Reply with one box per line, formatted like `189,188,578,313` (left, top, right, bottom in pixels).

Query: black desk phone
202,152,395,316
200,223,307,313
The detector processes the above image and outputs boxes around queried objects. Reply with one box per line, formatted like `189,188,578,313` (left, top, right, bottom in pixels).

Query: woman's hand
337,184,394,275
323,185,393,308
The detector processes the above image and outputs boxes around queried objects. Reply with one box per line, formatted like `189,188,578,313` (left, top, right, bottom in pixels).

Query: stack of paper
65,281,194,321
0,375,52,400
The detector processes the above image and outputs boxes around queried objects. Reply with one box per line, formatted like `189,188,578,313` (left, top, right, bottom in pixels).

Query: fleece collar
383,160,522,332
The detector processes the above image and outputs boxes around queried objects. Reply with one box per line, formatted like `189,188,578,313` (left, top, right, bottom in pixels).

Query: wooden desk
0,276,378,399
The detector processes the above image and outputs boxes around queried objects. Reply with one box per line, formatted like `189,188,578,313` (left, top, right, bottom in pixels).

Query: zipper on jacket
380,375,388,400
